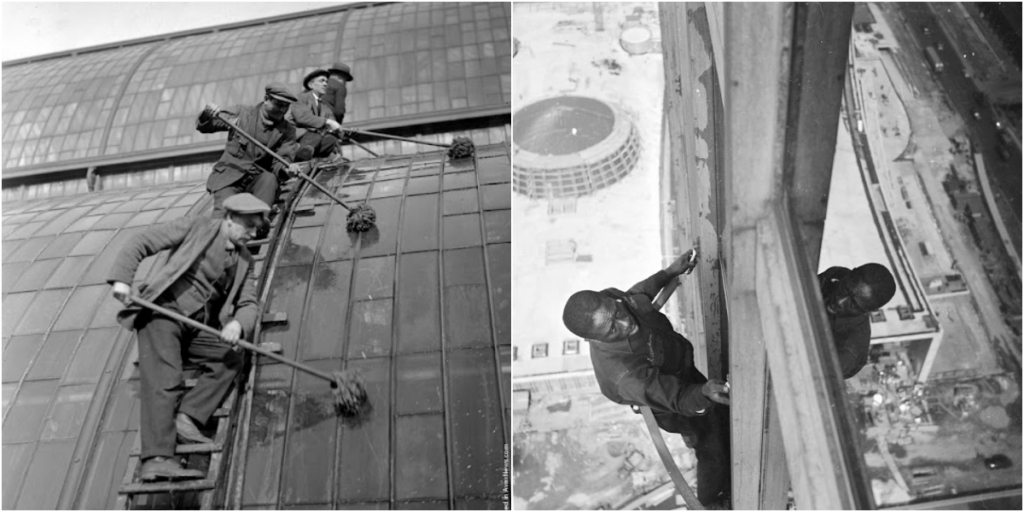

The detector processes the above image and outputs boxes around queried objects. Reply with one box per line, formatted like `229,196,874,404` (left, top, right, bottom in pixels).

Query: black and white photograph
1,2,511,509
511,2,1020,510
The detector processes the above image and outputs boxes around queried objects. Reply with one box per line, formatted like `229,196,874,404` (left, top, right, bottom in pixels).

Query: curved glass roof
2,182,209,509
2,2,511,174
236,143,511,509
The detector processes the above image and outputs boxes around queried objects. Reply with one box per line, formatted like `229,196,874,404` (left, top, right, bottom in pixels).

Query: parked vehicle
985,454,1013,470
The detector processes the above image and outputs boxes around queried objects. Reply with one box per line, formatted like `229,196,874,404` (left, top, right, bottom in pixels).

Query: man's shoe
139,456,205,481
176,413,214,444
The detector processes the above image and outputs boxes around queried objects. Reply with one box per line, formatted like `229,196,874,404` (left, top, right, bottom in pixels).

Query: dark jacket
589,270,712,417
819,266,873,378
197,102,298,193
322,77,347,122
108,216,259,338
287,91,332,139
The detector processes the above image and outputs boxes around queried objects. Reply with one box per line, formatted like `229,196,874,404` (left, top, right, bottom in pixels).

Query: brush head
331,369,368,417
447,137,475,160
346,203,377,232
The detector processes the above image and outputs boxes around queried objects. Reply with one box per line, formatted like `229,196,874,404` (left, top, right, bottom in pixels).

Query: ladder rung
130,442,222,457
120,478,217,494
262,312,288,325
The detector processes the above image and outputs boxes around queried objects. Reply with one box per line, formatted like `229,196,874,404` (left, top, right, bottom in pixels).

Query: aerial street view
512,2,1020,510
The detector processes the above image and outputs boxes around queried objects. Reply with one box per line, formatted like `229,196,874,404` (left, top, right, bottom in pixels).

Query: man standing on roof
561,250,731,507
108,194,267,481
288,69,344,160
322,62,353,125
198,82,303,219
819,263,897,379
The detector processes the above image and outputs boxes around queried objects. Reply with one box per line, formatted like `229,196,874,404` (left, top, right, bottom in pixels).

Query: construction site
1,3,511,509
512,2,1020,510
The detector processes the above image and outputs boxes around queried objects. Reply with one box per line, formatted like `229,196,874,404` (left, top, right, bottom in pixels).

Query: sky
1,2,341,61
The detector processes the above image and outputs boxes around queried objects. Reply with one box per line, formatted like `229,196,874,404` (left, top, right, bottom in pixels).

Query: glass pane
279,226,322,267
9,259,62,293
26,330,80,381
35,232,85,260
3,379,59,443
348,299,393,359
261,265,312,362
6,236,55,263
77,430,132,509
395,414,448,500
15,289,72,335
51,285,107,332
396,352,443,414
443,247,485,286
242,364,293,508
3,334,43,382
280,360,340,506
447,348,503,497
301,260,353,361
2,292,37,338
483,210,510,244
15,439,75,509
40,384,95,441
401,194,439,253
335,357,390,503
64,327,119,384
43,255,93,289
476,155,509,185
2,442,35,509
397,251,441,354
2,262,30,295
444,285,491,350
443,214,482,249
68,230,116,256
352,256,396,301
320,208,360,262
480,183,510,210
443,188,479,216
486,244,511,346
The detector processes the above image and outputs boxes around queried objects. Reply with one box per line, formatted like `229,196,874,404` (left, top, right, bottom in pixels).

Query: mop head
447,137,475,160
346,203,377,232
332,369,368,417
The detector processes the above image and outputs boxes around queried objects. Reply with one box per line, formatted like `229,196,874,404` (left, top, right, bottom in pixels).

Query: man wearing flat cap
107,193,268,481
197,82,303,219
287,69,343,159
323,62,353,125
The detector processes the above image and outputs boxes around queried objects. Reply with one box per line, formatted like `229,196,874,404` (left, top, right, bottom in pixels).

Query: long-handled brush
343,127,475,160
216,113,376,232
130,295,368,416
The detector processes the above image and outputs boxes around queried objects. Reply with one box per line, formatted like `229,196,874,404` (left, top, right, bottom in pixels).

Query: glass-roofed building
1,2,511,509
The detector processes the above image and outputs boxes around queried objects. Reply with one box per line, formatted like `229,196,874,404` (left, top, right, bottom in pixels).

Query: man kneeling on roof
197,82,304,219
562,250,732,507
108,194,267,481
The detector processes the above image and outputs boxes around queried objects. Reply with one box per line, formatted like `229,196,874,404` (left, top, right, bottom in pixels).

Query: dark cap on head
265,82,297,103
850,263,897,309
302,69,330,90
223,193,271,215
328,62,353,81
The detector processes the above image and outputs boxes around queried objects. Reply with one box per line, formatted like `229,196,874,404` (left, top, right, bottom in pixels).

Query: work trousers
211,171,278,219
136,311,242,460
298,131,339,159
653,407,732,506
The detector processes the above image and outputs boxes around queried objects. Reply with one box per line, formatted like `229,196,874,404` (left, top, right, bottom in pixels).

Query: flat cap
302,69,330,90
328,62,353,81
223,193,271,215
265,82,297,103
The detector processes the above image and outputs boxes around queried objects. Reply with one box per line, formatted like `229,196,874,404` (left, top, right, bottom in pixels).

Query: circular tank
513,96,640,199
620,25,655,55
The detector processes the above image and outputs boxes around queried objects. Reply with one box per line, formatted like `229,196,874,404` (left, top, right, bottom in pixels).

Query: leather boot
139,456,204,481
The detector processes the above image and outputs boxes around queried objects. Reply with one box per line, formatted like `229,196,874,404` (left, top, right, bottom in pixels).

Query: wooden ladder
115,378,238,509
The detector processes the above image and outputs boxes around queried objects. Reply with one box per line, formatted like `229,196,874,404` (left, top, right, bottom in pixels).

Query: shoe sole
176,433,214,444
140,473,205,482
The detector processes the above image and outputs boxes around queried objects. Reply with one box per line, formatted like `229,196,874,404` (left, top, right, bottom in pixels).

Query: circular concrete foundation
513,96,640,199
621,26,655,55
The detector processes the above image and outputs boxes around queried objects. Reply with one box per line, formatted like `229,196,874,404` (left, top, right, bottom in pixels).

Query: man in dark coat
197,82,303,219
562,250,731,506
818,263,897,379
288,69,343,159
323,62,352,124
108,194,267,481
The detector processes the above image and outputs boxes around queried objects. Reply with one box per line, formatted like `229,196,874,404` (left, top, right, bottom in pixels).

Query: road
894,3,1022,258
